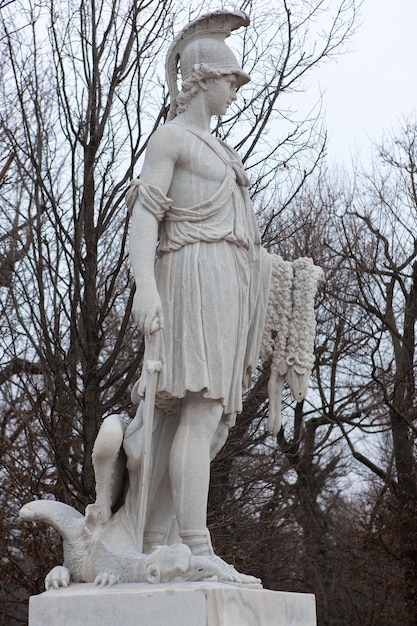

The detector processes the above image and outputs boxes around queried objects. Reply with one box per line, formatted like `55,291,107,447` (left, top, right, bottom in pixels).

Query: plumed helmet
165,10,251,119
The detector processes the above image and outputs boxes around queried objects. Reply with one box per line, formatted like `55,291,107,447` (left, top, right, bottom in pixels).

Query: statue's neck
176,113,210,134
176,94,213,134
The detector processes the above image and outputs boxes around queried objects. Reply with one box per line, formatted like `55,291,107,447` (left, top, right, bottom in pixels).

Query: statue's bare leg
124,403,181,550
169,392,261,585
143,469,176,552
142,410,228,552
210,419,229,460
169,391,223,538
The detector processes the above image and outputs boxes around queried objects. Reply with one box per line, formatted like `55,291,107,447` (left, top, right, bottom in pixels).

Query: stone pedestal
29,582,316,626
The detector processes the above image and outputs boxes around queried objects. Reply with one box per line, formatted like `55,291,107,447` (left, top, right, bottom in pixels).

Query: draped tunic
128,127,272,425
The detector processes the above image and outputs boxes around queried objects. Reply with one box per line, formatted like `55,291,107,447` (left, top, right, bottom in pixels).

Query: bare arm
129,126,179,335
130,204,161,335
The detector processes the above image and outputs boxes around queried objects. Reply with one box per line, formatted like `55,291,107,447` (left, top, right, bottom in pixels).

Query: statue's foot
179,529,261,587
199,554,262,587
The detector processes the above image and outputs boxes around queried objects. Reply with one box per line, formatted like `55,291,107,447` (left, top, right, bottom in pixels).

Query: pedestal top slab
29,582,316,626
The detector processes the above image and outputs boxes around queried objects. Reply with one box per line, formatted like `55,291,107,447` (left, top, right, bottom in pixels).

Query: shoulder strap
169,123,231,165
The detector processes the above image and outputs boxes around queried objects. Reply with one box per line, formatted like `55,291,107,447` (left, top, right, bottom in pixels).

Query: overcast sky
318,0,417,165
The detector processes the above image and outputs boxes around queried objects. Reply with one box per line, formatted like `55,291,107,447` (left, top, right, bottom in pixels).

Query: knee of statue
124,433,144,472
92,414,125,464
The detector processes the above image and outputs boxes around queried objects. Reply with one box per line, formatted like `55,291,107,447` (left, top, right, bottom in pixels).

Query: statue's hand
132,286,163,336
45,565,70,590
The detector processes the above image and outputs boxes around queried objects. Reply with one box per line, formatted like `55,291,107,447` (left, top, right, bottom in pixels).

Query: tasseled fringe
261,254,324,403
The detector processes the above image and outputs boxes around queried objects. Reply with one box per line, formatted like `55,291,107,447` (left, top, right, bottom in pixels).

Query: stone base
29,581,316,625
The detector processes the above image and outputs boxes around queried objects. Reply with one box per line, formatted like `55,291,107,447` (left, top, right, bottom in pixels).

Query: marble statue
20,9,323,590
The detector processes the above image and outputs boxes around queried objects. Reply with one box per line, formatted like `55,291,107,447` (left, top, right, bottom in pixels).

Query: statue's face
205,74,237,116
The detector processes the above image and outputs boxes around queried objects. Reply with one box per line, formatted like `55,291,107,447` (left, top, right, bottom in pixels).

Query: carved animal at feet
19,412,261,590
19,499,237,588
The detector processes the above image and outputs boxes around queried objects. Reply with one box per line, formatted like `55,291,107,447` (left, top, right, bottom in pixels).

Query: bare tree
331,118,417,622
0,0,173,618
0,0,359,621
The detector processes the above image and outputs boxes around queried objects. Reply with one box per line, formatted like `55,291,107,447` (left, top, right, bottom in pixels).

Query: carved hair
168,63,222,120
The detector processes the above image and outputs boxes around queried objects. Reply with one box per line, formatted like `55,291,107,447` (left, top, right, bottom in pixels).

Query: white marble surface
20,8,322,594
29,582,316,626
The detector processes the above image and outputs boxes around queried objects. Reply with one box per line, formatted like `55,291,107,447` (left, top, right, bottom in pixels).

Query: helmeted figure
20,10,323,588
124,10,271,582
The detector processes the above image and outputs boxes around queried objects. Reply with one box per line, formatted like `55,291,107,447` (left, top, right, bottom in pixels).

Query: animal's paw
94,572,118,587
45,566,70,590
